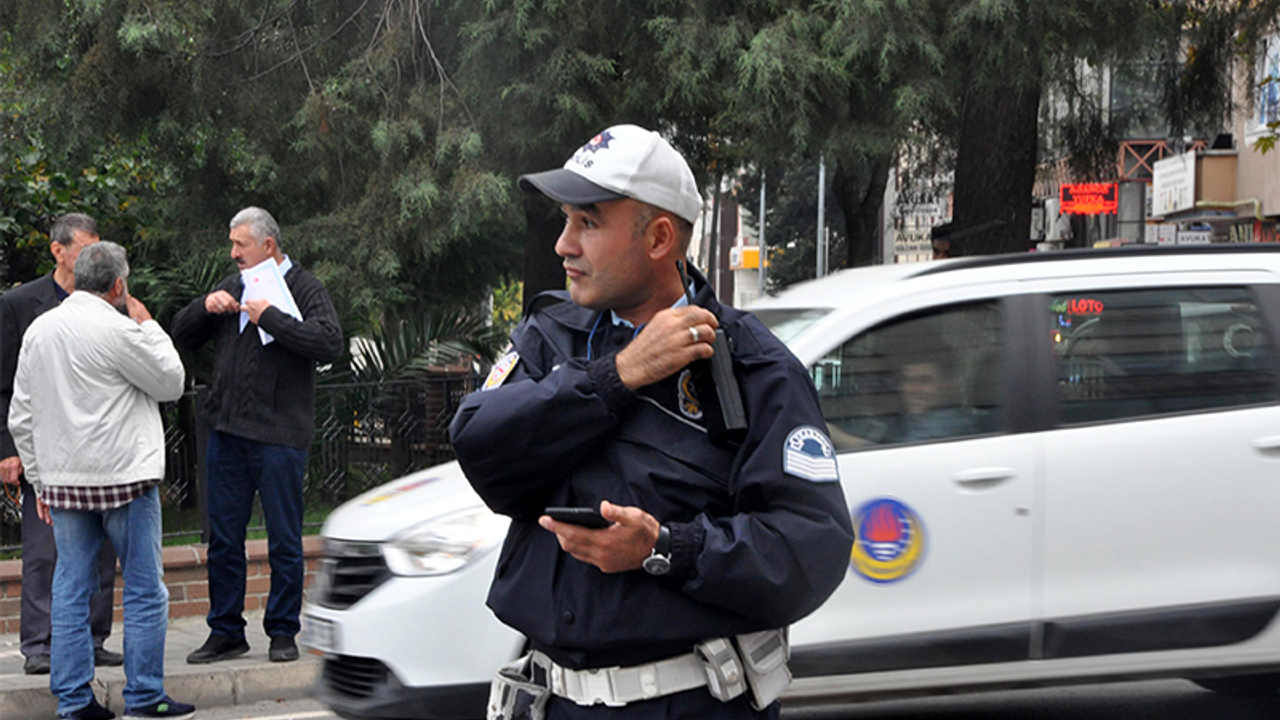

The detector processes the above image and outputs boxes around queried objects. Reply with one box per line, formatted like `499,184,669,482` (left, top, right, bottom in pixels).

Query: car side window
814,301,1004,451
1050,286,1279,424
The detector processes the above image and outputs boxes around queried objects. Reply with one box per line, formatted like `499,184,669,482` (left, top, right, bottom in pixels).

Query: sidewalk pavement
0,613,320,720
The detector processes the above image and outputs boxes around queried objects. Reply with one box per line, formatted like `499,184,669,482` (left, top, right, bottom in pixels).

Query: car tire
1193,673,1280,696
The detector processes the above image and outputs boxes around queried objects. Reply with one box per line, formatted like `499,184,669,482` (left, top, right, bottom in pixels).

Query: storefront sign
1151,151,1196,217
1051,298,1106,316
1060,183,1118,215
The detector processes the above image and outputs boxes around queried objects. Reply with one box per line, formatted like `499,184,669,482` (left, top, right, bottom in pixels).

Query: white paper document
240,259,303,345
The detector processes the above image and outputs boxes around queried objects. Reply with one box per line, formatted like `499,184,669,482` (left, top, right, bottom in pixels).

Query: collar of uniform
608,288,690,329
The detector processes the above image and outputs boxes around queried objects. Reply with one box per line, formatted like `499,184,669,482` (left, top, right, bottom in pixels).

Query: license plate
302,614,341,655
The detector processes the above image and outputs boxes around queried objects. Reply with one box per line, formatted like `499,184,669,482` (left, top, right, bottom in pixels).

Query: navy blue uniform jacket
449,273,854,670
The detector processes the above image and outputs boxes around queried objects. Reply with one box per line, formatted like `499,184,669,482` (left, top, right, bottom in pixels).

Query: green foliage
2,0,527,335
737,161,847,292
344,308,506,387
491,277,524,338
1257,126,1279,154
3,0,1275,322
0,138,175,285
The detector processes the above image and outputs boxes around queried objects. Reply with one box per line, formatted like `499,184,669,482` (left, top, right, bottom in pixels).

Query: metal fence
0,374,481,554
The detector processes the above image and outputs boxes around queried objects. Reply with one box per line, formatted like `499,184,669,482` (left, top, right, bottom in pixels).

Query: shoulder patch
783,425,840,482
482,350,520,391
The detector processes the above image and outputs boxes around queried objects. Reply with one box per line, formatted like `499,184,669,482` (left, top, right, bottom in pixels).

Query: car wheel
1193,673,1280,696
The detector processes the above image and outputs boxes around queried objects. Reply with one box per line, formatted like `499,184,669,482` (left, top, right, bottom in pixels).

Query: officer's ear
645,213,679,264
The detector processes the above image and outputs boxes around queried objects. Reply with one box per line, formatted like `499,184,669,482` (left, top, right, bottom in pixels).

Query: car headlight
381,505,509,576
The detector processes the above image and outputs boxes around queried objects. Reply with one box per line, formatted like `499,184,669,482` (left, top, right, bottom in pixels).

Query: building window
1257,34,1280,131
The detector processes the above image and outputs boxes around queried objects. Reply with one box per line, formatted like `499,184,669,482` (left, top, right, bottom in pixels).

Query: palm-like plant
320,308,505,487
345,307,505,387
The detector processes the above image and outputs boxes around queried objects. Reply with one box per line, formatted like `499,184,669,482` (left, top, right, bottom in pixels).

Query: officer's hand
244,298,271,325
204,290,241,315
539,500,661,574
615,307,718,390
0,456,22,485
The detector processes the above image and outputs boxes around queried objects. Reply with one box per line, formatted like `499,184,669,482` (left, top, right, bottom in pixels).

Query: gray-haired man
10,242,193,719
172,207,344,665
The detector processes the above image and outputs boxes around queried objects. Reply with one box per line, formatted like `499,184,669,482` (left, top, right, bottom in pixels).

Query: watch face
643,555,671,575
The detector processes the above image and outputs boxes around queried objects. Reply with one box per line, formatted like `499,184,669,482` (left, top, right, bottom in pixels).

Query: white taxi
304,245,1280,718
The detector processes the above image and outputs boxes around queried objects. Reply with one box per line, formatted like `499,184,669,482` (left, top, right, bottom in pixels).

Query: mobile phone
543,507,612,529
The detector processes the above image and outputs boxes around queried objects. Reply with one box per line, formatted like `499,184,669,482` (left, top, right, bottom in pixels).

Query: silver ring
690,326,700,344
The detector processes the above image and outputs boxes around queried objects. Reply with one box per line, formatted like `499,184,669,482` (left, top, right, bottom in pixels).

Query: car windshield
753,308,832,344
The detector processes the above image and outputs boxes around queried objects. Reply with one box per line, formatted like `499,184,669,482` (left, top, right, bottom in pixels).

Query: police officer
449,124,854,720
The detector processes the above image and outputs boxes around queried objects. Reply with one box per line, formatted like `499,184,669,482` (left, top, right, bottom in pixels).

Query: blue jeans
206,431,306,640
50,487,168,715
20,476,117,658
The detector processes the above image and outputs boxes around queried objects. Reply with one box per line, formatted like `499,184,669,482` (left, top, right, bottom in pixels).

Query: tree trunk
833,152,892,268
521,195,567,311
950,82,1042,257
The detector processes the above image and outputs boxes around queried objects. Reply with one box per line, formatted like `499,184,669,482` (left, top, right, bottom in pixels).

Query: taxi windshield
753,308,832,344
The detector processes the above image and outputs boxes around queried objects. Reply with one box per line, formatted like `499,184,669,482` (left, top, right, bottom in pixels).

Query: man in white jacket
9,242,195,720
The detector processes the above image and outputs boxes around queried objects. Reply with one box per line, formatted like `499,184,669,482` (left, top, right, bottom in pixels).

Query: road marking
249,712,332,720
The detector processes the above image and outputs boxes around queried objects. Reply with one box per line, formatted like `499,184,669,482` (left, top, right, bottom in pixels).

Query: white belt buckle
583,667,623,707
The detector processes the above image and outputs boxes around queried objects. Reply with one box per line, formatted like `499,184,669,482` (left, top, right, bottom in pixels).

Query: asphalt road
205,679,1280,720
784,679,1280,720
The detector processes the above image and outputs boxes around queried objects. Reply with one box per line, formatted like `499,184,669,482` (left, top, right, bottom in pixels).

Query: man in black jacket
0,213,123,676
171,207,344,665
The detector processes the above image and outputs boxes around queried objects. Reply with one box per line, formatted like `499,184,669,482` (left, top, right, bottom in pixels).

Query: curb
0,653,320,720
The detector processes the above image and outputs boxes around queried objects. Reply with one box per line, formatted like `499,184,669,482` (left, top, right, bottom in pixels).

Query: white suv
304,246,1280,718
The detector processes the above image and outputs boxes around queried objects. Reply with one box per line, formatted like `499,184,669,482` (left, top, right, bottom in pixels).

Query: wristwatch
643,525,672,576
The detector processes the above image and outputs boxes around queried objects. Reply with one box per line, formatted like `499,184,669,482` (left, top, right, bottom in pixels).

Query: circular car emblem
850,497,927,584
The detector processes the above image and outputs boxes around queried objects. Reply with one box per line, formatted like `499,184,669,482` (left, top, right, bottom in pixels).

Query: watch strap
653,524,672,556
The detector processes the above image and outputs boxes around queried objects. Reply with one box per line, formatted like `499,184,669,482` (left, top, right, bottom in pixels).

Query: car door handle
1251,436,1280,452
953,467,1015,490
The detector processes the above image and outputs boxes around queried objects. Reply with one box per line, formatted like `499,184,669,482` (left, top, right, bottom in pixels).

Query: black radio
679,260,748,445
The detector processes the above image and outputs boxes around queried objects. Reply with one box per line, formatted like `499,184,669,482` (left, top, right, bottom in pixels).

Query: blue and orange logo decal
360,476,440,506
850,498,926,584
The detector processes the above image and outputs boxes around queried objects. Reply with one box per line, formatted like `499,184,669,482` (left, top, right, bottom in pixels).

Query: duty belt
533,650,708,707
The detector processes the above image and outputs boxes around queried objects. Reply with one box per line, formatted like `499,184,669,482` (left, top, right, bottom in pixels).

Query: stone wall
0,536,323,633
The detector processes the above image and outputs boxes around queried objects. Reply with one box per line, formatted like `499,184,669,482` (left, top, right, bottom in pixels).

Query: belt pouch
487,654,550,720
694,637,748,702
736,629,793,710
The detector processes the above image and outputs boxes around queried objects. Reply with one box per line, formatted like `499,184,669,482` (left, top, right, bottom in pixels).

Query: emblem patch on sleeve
482,351,520,391
783,426,840,482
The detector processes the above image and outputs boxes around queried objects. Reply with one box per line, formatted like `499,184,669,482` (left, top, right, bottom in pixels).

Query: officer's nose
554,228,578,259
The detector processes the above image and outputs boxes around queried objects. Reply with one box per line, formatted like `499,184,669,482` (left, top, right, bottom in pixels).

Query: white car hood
320,461,487,542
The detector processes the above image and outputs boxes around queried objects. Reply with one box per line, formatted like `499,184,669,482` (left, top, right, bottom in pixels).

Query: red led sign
1050,298,1106,315
1066,298,1105,315
1060,183,1119,215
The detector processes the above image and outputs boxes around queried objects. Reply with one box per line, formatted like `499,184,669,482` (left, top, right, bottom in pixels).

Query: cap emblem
570,130,616,170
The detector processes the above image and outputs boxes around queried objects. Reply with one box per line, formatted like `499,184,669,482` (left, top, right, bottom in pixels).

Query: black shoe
94,647,124,667
61,697,115,720
23,653,50,675
186,633,249,664
122,696,194,719
269,635,299,662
